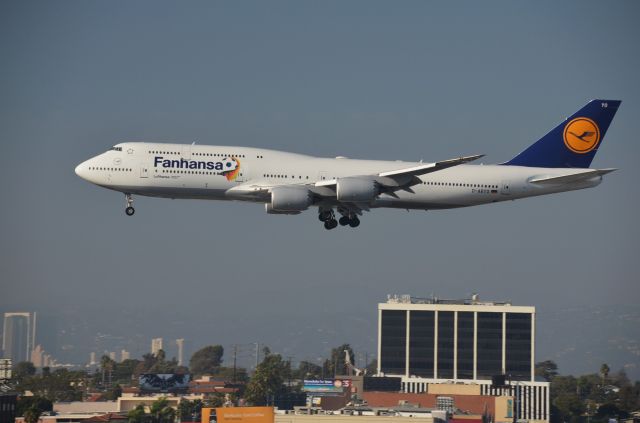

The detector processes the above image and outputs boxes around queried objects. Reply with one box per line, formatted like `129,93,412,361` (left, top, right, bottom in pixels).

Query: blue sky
1,1,638,374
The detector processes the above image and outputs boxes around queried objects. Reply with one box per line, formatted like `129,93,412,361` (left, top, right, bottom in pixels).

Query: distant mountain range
536,304,640,379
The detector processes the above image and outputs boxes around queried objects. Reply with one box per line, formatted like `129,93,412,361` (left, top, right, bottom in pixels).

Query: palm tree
128,404,146,423
600,363,610,385
24,406,42,423
150,397,175,423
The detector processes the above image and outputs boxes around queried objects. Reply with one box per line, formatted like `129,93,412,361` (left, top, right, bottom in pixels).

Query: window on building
438,311,455,379
506,313,532,381
457,312,474,379
477,312,503,379
409,311,434,378
380,310,407,375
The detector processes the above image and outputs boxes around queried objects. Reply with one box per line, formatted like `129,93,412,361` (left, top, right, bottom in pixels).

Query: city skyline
1,298,637,381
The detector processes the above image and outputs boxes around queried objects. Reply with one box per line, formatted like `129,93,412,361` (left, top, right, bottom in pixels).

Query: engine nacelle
269,186,312,212
336,177,377,202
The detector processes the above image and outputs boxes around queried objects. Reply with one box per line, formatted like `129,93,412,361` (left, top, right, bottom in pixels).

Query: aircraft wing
315,154,484,192
528,168,617,185
227,154,484,201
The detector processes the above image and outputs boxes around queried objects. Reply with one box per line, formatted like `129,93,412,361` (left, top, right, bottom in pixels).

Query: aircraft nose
75,160,88,179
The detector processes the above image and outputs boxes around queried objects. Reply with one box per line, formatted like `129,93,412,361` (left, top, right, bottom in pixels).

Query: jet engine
336,177,378,202
268,186,312,213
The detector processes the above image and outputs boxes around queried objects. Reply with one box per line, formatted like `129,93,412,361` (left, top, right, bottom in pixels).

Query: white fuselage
75,142,603,211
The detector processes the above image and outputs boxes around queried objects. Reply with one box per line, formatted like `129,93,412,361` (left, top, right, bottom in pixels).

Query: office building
176,339,185,366
377,294,549,423
30,345,44,368
121,350,130,362
2,313,36,363
151,338,163,355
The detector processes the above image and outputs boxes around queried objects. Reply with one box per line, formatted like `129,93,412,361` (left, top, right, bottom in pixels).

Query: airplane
75,99,620,230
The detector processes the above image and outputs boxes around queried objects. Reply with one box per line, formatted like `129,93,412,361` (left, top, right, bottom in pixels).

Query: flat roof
380,295,534,313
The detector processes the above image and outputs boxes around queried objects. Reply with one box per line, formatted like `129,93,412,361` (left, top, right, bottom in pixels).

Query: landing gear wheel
124,193,135,216
319,210,333,222
348,216,360,228
324,219,338,230
339,216,350,226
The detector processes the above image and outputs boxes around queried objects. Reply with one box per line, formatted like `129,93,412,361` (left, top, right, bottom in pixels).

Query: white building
377,294,550,423
2,312,36,363
151,338,163,355
176,339,185,366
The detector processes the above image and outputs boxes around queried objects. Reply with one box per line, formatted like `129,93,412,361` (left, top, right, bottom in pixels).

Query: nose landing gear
125,193,135,216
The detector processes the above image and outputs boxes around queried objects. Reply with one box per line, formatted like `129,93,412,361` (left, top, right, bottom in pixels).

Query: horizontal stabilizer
529,168,617,185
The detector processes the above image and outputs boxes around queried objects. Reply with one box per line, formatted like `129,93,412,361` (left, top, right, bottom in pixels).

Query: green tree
244,349,290,405
618,383,640,413
189,346,224,376
150,397,176,423
14,361,36,380
100,355,116,388
597,403,627,420
322,344,354,377
104,384,123,401
295,361,322,380
535,360,559,382
113,359,142,383
554,392,585,423
16,396,53,417
177,399,202,422
128,404,147,423
203,366,248,383
576,374,604,403
205,394,225,408
19,368,85,402
551,375,584,423
23,406,42,423
600,363,610,384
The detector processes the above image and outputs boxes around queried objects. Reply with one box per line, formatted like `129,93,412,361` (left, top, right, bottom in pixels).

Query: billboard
302,379,351,395
139,373,190,393
201,407,273,423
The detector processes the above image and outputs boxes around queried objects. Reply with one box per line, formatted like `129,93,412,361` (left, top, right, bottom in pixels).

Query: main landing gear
318,209,360,230
319,209,338,230
339,215,360,228
125,193,135,216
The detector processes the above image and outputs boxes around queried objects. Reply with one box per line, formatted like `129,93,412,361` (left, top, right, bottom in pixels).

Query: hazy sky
1,1,638,373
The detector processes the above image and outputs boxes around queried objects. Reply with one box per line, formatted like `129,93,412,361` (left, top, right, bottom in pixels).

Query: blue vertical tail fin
504,99,621,168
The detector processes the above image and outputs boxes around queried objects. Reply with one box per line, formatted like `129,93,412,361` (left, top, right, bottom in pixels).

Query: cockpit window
110,146,123,151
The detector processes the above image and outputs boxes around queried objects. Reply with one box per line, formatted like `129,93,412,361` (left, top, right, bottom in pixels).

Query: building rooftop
385,294,512,306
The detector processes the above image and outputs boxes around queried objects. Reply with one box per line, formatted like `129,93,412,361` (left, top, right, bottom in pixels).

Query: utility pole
254,343,259,369
287,356,293,388
232,345,237,383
